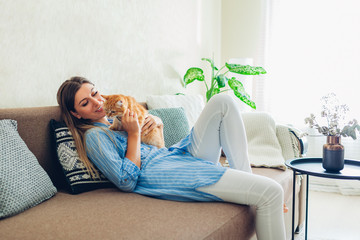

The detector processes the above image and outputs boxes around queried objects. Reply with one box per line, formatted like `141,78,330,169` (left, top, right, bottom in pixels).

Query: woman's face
71,83,107,123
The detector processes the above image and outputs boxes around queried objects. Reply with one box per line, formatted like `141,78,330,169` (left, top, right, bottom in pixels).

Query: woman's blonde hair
57,76,99,178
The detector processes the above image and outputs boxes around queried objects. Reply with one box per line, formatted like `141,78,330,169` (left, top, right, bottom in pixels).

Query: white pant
188,94,286,240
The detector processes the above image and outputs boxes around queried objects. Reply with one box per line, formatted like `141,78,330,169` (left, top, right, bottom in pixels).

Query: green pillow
148,107,190,148
0,119,57,218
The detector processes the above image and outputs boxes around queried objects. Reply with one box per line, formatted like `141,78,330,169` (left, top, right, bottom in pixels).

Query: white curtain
265,0,360,194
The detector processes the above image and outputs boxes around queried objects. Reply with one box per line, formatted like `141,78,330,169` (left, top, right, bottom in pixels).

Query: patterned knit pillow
149,107,190,148
50,120,114,194
0,119,57,218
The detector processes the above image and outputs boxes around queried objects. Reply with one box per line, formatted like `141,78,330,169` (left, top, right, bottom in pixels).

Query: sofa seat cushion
252,168,296,203
0,189,255,240
220,157,296,203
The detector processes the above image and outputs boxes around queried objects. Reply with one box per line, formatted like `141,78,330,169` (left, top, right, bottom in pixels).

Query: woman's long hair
57,76,99,178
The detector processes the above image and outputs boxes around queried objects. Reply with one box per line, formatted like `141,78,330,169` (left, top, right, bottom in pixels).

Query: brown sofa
0,105,306,240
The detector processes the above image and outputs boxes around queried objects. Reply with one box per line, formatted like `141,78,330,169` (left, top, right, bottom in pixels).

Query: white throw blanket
242,112,286,170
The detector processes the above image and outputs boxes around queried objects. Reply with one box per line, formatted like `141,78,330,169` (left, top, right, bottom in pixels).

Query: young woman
57,76,286,240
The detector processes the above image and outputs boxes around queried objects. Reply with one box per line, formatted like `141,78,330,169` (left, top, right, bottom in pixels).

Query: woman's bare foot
283,204,288,213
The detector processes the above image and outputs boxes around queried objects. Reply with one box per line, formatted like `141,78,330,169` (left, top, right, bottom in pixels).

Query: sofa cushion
146,95,204,128
50,120,114,194
242,112,286,170
0,119,57,218
148,107,190,148
0,189,255,239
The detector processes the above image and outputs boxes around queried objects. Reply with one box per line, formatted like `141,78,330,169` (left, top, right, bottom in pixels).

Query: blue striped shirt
85,122,226,202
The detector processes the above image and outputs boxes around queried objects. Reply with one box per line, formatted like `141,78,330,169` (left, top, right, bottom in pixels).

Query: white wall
0,0,266,109
0,0,222,108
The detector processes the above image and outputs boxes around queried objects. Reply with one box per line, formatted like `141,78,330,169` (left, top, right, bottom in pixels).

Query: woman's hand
142,114,163,136
122,109,141,168
122,109,140,135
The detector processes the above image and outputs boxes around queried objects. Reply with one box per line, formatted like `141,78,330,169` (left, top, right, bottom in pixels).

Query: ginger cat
102,94,165,148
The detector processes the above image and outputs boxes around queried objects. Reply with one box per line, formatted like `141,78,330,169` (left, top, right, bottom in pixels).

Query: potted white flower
304,93,360,172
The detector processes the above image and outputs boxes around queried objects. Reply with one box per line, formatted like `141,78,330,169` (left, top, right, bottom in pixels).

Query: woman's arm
85,126,140,192
122,109,141,168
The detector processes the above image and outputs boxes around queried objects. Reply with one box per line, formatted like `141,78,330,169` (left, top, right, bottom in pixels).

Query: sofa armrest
276,124,308,160
289,127,308,156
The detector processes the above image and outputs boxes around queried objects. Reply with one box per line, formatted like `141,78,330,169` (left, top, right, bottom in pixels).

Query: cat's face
101,94,129,119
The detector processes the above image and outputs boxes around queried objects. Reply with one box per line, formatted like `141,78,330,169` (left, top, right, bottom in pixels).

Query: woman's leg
197,169,286,240
190,95,286,239
187,94,251,172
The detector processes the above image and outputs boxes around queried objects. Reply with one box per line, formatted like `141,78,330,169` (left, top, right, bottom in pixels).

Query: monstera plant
183,58,266,109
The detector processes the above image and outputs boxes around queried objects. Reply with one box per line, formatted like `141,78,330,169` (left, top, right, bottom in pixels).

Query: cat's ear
101,95,108,100
116,100,123,107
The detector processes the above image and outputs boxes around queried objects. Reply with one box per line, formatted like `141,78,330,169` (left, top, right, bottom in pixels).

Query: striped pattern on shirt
85,123,226,202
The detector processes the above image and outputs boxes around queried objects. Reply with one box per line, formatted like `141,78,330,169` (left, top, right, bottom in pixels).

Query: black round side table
285,157,360,240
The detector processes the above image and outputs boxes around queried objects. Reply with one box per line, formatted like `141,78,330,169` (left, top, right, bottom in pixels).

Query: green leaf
183,68,205,87
202,58,218,71
206,88,220,102
228,78,250,99
225,63,267,75
216,74,227,88
228,78,256,109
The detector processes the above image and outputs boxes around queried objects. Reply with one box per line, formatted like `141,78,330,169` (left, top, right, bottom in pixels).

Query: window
267,0,360,127
266,0,360,160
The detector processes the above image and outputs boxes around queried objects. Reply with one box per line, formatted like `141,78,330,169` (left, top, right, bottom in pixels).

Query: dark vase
322,136,344,172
